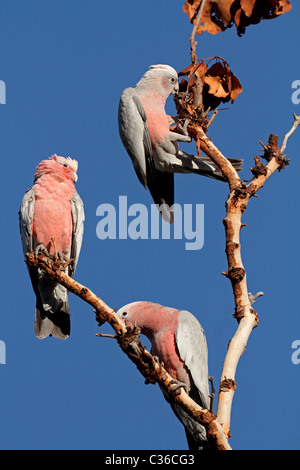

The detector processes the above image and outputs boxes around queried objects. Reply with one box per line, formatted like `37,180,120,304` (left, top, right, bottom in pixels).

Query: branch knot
220,378,236,393
250,156,268,178
223,266,245,283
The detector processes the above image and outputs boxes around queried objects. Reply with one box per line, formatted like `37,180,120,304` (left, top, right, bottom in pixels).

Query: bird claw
55,251,71,266
177,118,190,137
152,355,164,368
144,355,162,386
169,379,190,396
57,251,66,262
35,244,49,259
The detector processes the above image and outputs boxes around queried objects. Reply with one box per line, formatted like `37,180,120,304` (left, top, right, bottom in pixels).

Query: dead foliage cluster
183,0,292,36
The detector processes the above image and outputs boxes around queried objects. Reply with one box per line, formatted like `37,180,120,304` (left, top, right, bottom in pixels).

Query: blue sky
0,1,299,450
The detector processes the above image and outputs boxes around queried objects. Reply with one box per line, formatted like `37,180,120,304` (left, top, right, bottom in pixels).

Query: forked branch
199,116,299,439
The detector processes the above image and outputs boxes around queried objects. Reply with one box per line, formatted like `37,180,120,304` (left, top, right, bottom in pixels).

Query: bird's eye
170,77,175,83
122,311,128,317
62,163,68,168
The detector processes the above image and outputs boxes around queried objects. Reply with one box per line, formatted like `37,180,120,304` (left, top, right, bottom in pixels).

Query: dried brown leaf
204,76,229,98
195,62,208,78
178,63,196,77
230,74,243,103
196,1,225,35
182,0,201,21
178,57,242,110
240,0,256,17
183,0,292,36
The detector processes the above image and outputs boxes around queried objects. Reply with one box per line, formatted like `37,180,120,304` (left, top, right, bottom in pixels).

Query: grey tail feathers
34,304,70,340
146,163,175,224
185,429,207,451
193,154,243,181
30,268,71,340
171,403,208,451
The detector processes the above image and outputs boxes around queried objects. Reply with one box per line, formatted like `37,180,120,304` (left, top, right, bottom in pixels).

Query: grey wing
176,310,210,409
132,93,175,221
118,87,150,187
118,87,175,223
19,187,35,255
69,191,85,278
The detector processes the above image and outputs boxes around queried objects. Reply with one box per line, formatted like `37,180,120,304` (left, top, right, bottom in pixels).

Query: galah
117,301,210,450
19,155,85,339
118,64,242,223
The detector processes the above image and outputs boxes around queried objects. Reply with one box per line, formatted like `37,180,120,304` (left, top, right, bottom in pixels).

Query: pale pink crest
149,64,177,75
34,154,79,183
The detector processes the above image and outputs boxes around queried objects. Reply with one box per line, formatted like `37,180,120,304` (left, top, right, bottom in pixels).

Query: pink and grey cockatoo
118,64,242,223
117,301,210,450
19,155,85,339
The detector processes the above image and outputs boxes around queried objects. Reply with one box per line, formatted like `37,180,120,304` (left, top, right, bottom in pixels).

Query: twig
25,251,231,450
95,333,117,339
207,109,218,129
51,237,58,261
190,0,208,64
280,113,300,153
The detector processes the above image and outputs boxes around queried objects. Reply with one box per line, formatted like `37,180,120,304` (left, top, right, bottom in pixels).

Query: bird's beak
74,174,78,183
174,84,179,95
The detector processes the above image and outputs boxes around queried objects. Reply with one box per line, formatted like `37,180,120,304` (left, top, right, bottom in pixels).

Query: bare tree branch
190,0,208,64
207,109,218,129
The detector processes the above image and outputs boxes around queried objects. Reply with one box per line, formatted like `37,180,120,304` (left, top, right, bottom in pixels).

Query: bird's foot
55,254,74,271
177,118,190,137
145,355,165,385
57,251,65,262
169,379,190,396
56,251,71,264
35,244,49,259
152,355,164,368
61,257,74,267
